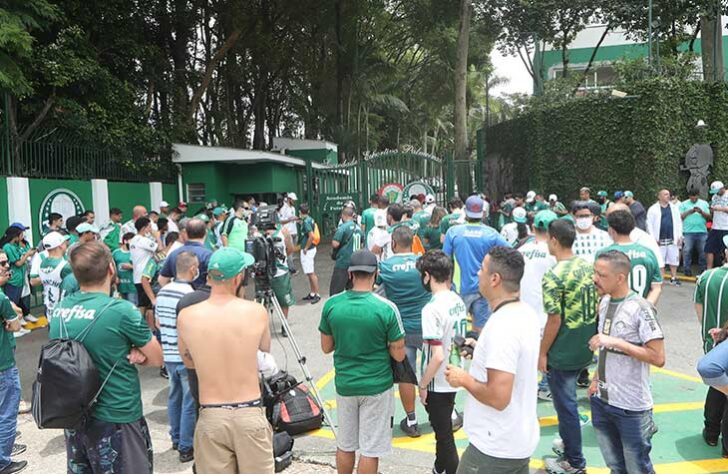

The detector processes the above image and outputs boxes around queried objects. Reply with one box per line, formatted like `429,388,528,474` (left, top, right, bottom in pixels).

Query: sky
490,48,534,96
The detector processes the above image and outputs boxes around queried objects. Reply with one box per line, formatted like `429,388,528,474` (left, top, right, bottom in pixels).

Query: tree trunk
335,0,344,127
701,15,724,82
454,0,471,162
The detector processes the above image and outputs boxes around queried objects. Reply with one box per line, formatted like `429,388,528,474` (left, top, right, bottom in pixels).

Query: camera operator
177,248,273,474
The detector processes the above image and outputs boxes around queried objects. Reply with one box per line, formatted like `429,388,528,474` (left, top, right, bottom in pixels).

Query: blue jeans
698,340,728,388
166,362,197,452
0,366,20,470
547,368,586,469
590,396,655,474
461,293,491,330
683,232,707,274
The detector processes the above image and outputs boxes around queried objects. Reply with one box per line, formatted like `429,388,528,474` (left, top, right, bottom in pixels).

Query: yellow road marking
654,366,703,384
315,369,336,391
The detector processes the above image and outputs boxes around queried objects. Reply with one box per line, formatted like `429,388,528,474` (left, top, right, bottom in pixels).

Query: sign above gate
378,183,404,203
402,181,435,201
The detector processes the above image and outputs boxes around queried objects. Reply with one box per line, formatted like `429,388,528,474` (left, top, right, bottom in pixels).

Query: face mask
193,268,200,282
576,217,592,230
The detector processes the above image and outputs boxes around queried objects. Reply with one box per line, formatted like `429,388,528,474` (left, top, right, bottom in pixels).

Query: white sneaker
24,315,39,323
14,328,30,338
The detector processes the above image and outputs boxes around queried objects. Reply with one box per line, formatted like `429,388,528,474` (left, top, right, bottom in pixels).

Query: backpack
273,431,294,472
311,222,321,246
32,301,119,429
263,371,323,436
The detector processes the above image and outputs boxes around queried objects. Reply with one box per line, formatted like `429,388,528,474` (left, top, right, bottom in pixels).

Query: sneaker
17,401,31,414
703,428,718,447
160,367,169,379
399,417,421,438
538,388,553,401
302,294,313,301
10,444,26,456
579,413,590,427
172,443,179,451
13,329,30,339
0,461,28,474
544,457,586,474
179,449,194,463
451,409,463,432
24,315,38,323
576,369,590,388
671,278,682,287
310,295,321,305
552,437,565,457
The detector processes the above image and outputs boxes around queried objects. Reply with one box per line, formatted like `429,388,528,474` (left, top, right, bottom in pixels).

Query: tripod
255,285,337,439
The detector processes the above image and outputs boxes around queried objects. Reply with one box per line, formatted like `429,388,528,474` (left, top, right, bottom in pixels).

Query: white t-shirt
167,219,180,234
500,223,519,246
573,227,612,263
279,202,297,236
129,234,158,284
121,219,137,236
631,228,665,268
711,193,728,230
518,239,557,329
367,227,390,262
421,290,468,393
464,302,540,460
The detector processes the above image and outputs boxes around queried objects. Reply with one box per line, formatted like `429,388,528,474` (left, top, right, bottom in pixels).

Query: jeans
547,368,586,469
703,387,728,452
0,366,20,470
425,392,459,474
590,396,655,474
698,339,728,388
456,444,529,474
461,293,491,330
166,362,197,452
683,232,707,274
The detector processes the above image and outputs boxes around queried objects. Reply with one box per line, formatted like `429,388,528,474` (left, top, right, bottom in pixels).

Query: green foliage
484,79,728,203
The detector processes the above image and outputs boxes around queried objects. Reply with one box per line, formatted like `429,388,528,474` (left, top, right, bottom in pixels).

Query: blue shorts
461,293,491,329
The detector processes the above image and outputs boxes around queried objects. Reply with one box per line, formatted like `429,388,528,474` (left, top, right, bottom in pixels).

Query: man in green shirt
100,208,123,251
319,249,405,474
361,194,380,237
598,208,662,305
525,191,549,217
221,202,249,251
438,197,465,244
549,194,568,217
299,204,320,304
412,200,431,240
680,189,711,276
597,190,613,231
112,232,138,305
49,241,162,473
330,207,364,296
540,219,597,474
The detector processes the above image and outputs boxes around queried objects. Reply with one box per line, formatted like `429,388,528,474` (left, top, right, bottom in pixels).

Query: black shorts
135,283,152,308
705,229,728,254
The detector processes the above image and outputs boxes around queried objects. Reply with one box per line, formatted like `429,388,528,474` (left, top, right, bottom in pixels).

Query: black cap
348,250,378,273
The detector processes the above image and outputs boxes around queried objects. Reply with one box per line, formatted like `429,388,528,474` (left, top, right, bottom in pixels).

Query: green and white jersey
30,254,72,312
271,228,289,277
597,243,662,298
542,257,598,370
333,221,364,269
60,273,80,302
439,211,465,235
695,266,728,353
100,222,122,251
421,290,467,393
112,249,136,295
377,253,430,334
413,210,431,238
222,215,248,251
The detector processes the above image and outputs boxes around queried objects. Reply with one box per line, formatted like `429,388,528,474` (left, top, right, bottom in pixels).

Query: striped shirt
155,281,195,363
695,266,728,353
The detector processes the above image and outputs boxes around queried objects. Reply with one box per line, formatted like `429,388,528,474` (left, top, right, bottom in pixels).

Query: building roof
172,143,328,169
271,137,338,152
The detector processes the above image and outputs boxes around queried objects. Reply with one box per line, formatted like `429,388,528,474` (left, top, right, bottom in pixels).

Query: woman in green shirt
0,225,36,316
423,207,447,251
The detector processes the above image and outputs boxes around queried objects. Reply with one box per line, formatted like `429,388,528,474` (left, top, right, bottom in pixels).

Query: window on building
550,63,618,90
187,183,206,203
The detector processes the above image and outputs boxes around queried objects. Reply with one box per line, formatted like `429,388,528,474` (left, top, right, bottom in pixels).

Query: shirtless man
177,247,273,474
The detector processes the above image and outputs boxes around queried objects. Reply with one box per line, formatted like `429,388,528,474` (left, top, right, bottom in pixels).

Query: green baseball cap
597,190,608,198
207,248,255,281
534,210,559,230
213,207,227,217
624,191,634,198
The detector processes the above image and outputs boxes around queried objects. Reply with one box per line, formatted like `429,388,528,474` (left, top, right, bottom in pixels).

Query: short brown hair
70,241,111,286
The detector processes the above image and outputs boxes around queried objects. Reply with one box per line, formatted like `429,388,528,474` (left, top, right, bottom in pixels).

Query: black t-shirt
176,285,211,314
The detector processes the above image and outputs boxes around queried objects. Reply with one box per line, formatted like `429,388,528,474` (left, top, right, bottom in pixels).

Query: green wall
162,183,179,207
108,182,151,222
29,179,93,244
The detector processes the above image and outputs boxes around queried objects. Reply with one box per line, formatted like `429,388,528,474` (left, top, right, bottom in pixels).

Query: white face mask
193,268,200,282
575,217,592,231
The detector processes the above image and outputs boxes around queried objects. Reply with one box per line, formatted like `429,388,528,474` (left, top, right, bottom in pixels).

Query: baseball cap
9,222,29,231
425,194,435,204
711,181,725,195
160,200,169,208
195,214,210,223
549,194,558,202
374,209,387,227
624,191,634,198
526,191,536,203
42,231,70,250
597,190,608,198
512,207,528,224
178,201,188,208
348,250,378,273
287,192,298,201
76,223,99,234
534,210,558,230
465,195,484,219
614,191,624,199
213,207,227,217
207,248,254,281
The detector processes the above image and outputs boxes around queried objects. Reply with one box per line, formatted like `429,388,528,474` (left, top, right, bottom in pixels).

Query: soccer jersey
112,249,136,295
518,240,557,328
332,221,364,269
572,227,612,263
695,266,728,353
0,289,17,371
443,223,508,295
129,234,158,284
30,254,72,312
299,216,316,249
3,242,28,288
222,215,248,251
60,273,80,301
377,253,430,335
542,257,598,370
597,242,662,298
361,207,377,237
421,290,467,393
439,211,465,235
100,222,122,251
422,225,443,250
413,210,431,238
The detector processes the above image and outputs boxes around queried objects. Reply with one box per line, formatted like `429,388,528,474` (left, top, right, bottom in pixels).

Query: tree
454,0,472,162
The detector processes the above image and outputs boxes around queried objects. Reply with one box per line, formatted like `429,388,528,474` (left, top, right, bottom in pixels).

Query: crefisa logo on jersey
38,189,85,236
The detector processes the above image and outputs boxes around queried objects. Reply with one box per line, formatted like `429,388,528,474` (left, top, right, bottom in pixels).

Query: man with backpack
299,204,321,304
48,241,163,473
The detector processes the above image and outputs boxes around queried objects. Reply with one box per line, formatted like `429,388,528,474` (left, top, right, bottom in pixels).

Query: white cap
374,209,387,227
42,231,70,250
287,192,298,201
159,200,169,208
425,194,435,204
711,181,725,194
549,194,558,202
512,207,528,223
697,120,708,128
526,191,536,203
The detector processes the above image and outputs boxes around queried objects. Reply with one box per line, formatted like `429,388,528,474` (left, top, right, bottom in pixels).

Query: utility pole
648,0,653,69
533,33,544,96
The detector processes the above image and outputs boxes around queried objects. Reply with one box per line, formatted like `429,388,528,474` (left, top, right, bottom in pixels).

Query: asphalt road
10,246,709,473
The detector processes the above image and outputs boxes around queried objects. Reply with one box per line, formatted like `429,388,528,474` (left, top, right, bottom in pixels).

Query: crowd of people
1,179,728,474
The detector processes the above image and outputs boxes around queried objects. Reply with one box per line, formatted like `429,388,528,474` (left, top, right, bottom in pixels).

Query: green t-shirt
205,228,216,251
222,215,248,251
422,225,443,250
361,207,377,237
142,256,164,284
112,249,136,295
438,211,464,235
377,253,430,334
679,199,710,234
550,202,567,214
0,289,18,371
319,291,405,396
333,221,364,269
598,201,613,230
542,257,598,370
3,242,27,288
695,266,728,353
597,243,662,298
413,210,431,237
68,234,79,245
299,216,316,249
102,222,121,251
60,273,80,301
48,292,153,423
525,201,549,215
